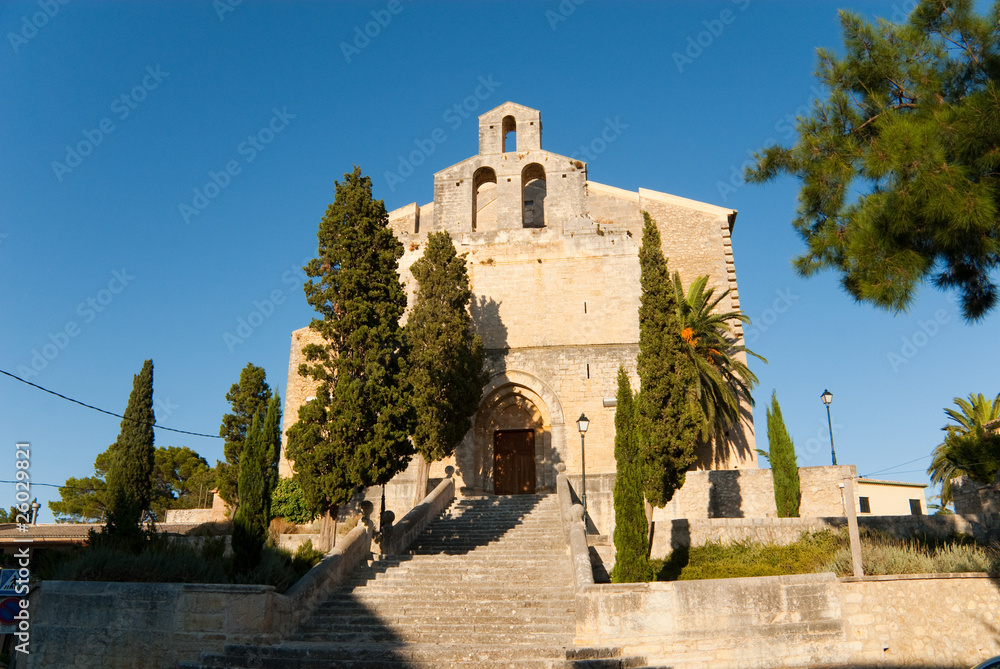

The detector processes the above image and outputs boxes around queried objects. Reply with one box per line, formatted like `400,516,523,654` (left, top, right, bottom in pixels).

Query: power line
0,368,221,439
861,454,931,478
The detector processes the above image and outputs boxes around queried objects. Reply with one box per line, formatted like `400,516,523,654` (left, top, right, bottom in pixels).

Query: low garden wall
27,523,374,669
649,512,1000,558
575,572,1000,669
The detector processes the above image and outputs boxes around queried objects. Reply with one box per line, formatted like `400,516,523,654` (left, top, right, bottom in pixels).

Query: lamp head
821,389,833,406
577,413,589,434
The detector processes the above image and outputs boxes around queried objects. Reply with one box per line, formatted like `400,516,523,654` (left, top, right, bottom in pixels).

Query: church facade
279,102,756,514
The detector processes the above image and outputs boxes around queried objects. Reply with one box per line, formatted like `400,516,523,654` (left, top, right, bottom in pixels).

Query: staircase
184,493,654,669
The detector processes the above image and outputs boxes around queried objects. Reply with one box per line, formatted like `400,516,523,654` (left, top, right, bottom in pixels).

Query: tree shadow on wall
708,470,744,518
656,519,691,581
470,295,508,352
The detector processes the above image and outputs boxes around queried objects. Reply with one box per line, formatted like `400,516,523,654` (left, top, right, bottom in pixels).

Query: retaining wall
575,572,1000,669
28,524,373,669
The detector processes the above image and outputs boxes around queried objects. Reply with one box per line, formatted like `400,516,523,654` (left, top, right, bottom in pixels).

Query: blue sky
2,0,996,521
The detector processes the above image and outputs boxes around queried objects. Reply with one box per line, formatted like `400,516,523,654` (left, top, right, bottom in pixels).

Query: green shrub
271,478,314,525
48,534,308,593
652,527,1000,581
291,539,325,578
823,530,1000,576
653,530,844,581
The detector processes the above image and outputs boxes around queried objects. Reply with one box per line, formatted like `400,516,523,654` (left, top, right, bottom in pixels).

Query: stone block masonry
280,101,757,514
575,572,1000,669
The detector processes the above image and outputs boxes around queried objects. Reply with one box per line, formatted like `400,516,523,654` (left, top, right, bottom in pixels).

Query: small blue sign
0,570,18,596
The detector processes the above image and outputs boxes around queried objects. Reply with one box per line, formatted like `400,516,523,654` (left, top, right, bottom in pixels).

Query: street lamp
577,413,589,528
821,389,837,466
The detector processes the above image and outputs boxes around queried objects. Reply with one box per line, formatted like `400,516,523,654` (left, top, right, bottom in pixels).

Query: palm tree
670,272,767,445
928,393,1000,506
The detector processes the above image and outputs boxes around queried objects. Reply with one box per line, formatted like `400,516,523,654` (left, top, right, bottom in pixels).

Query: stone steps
182,493,663,669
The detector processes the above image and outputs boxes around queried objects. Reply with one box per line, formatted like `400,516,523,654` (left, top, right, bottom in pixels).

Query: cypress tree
406,231,488,496
287,166,413,524
766,390,800,517
217,363,273,509
232,413,268,573
104,359,156,543
610,366,652,583
636,212,703,507
261,391,282,497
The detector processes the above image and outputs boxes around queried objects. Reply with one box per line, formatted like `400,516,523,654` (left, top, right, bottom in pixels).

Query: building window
858,496,870,514
502,115,516,152
909,499,922,516
521,163,546,228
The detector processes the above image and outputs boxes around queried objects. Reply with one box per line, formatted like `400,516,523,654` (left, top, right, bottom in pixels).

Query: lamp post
577,413,589,528
821,389,837,466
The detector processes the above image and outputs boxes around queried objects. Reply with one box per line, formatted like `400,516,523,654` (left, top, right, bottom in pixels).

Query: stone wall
28,525,374,669
576,573,1000,669
840,573,1000,666
954,475,1000,515
653,465,855,523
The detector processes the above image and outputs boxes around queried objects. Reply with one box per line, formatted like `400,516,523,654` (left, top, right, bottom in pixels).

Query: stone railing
556,463,594,590
28,524,373,669
378,469,455,555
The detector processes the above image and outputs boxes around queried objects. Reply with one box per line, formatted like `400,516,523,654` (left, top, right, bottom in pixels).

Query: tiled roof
856,478,927,488
0,522,206,542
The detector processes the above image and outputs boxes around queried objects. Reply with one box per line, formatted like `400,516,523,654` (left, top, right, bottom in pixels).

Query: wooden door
493,430,535,495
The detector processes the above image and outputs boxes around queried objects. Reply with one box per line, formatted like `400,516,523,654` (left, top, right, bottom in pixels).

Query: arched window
472,166,497,231
502,115,517,153
521,163,546,228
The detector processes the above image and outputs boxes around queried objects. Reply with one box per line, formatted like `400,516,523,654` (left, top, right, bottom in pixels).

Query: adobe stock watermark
178,107,295,224
7,0,71,54
15,268,135,380
800,417,844,465
672,0,750,73
384,75,501,192
569,117,627,163
341,0,409,63
214,0,242,21
222,259,310,353
545,0,585,31
715,84,825,203
743,287,798,345
52,65,170,183
886,307,953,373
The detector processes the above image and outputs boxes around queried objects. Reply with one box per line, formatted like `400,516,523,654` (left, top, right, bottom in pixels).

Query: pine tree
610,366,652,583
746,0,1000,321
635,212,703,508
287,166,413,525
104,359,156,542
231,413,268,573
765,391,800,518
217,363,273,509
406,231,488,497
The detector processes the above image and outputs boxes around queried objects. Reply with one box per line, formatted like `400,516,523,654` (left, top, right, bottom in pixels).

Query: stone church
279,101,756,521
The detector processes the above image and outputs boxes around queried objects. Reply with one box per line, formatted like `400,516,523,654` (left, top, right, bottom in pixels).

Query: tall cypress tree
636,212,703,507
232,413,268,573
287,167,413,525
766,390,800,518
217,363,273,509
104,359,156,542
406,231,488,497
261,391,282,497
610,366,652,583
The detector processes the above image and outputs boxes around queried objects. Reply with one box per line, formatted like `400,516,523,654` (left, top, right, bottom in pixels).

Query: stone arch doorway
457,371,565,495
